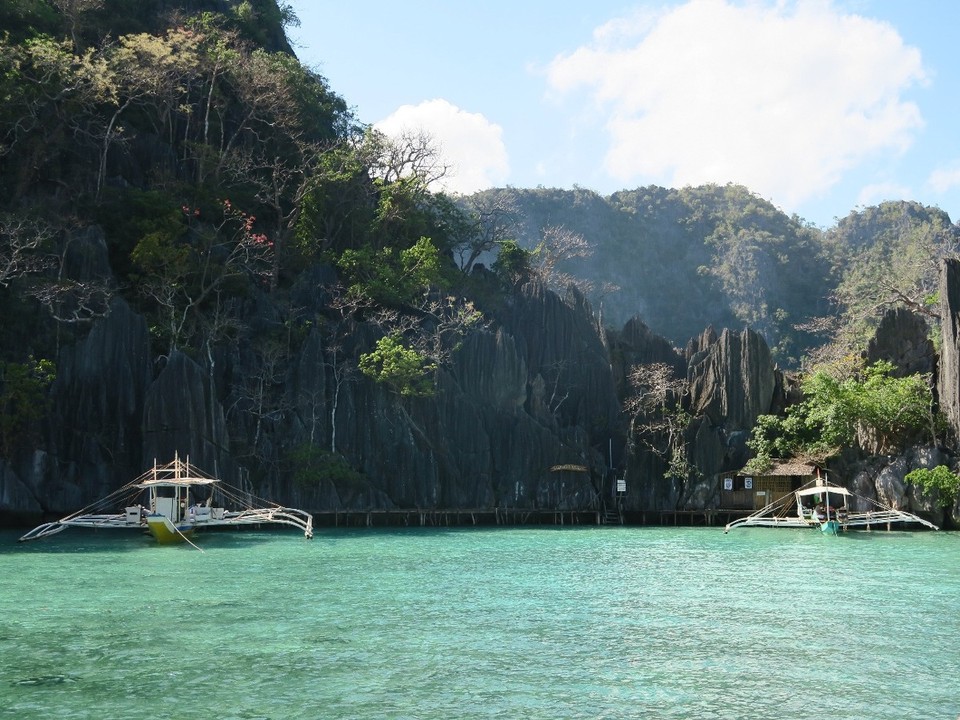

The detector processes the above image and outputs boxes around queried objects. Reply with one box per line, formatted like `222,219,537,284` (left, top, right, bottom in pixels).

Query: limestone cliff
6,265,622,517
939,259,960,438
620,326,785,512
867,307,935,378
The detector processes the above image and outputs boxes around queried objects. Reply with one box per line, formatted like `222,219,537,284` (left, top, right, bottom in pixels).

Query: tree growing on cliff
531,224,595,295
336,235,443,308
491,238,531,284
624,362,693,481
905,465,960,509
0,214,54,287
359,333,436,398
0,356,54,457
454,192,521,274
131,199,273,353
747,357,942,469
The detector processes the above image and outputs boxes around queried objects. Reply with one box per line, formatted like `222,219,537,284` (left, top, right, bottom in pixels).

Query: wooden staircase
601,504,622,525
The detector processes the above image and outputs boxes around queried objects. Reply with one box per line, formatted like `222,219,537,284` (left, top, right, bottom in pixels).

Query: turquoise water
1,525,958,719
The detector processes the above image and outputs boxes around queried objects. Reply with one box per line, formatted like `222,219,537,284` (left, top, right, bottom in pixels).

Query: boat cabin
721,460,819,510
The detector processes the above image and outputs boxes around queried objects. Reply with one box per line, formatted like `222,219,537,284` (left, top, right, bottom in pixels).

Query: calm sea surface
1,525,958,719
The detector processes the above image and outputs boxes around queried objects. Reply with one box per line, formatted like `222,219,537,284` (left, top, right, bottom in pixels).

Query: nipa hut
720,460,820,510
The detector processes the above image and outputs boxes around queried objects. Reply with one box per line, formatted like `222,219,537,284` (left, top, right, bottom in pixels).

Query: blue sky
288,0,960,228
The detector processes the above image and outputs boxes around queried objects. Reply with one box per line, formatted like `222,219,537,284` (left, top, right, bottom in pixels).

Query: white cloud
546,0,927,209
375,99,509,195
927,163,960,194
856,181,913,208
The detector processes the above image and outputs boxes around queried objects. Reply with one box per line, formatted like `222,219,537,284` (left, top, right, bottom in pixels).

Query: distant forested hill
466,186,959,366
825,201,960,355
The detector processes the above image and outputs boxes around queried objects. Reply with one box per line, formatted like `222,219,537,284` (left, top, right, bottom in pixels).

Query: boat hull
820,520,841,535
145,515,194,544
18,456,314,543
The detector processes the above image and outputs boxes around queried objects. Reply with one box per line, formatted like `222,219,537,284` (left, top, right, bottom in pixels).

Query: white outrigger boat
19,454,313,544
724,478,938,534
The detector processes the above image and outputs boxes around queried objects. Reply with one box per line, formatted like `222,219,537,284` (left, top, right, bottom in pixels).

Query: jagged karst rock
0,458,43,516
939,259,960,437
610,316,687,417
5,227,861,521
142,350,231,477
42,297,152,507
453,329,527,410
616,316,685,371
680,416,726,509
269,279,615,514
687,327,777,429
624,326,785,512
61,225,113,283
866,307,934,377
685,325,718,361
502,280,620,437
5,450,85,517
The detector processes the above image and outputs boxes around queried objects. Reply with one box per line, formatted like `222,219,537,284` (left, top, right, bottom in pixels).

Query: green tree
0,34,111,201
748,358,940,467
0,2,60,44
294,141,375,258
905,465,960,509
131,199,273,352
289,443,364,490
491,238,530,284
337,235,443,307
358,333,436,397
0,356,55,456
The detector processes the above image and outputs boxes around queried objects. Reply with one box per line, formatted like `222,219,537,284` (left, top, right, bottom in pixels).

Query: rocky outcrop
0,458,44,516
5,271,624,518
622,326,784,512
42,297,152,508
866,307,934,377
843,446,957,528
616,316,685,373
502,281,620,435
142,350,232,476
289,281,616,513
683,328,782,508
687,327,777,429
939,259,960,438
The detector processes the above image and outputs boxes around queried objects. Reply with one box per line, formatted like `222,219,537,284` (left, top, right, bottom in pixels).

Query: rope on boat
173,523,205,553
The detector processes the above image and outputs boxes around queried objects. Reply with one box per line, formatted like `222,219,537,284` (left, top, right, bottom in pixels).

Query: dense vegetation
467,187,960,368
746,358,941,470
0,0,533,478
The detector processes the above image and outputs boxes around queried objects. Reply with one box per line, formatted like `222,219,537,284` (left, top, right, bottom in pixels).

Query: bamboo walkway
308,508,752,528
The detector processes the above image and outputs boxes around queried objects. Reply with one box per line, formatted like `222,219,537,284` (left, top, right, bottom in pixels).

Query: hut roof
550,464,589,473
743,460,818,477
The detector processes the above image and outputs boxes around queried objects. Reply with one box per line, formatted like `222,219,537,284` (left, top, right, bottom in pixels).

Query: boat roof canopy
132,455,220,488
135,477,218,487
796,485,850,498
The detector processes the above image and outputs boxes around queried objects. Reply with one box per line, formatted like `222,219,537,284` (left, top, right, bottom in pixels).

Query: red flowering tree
131,199,273,353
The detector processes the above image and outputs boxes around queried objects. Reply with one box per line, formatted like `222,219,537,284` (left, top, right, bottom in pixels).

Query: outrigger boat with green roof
19,454,313,544
724,477,938,534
